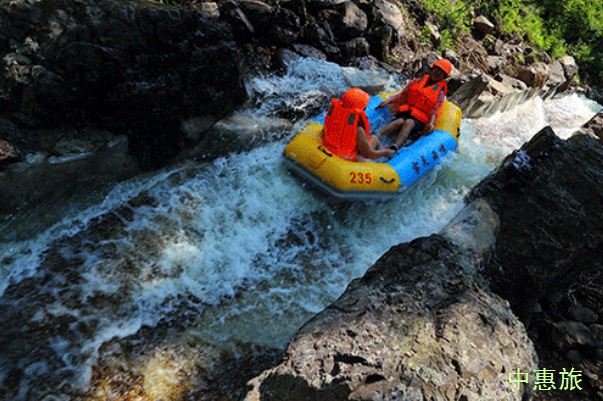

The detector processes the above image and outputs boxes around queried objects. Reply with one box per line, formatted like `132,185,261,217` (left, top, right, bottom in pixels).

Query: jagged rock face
0,0,246,168
467,127,603,321
245,236,537,401
575,110,603,145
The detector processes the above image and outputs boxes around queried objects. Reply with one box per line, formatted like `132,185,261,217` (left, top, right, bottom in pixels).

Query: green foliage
533,0,603,87
411,0,603,88
418,25,432,43
416,0,471,48
439,29,454,51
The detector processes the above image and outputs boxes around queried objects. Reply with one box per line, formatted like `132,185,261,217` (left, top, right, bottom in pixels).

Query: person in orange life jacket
323,88,395,161
376,58,452,151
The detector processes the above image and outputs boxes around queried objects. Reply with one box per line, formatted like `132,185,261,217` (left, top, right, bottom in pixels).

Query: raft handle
318,146,333,157
380,177,396,184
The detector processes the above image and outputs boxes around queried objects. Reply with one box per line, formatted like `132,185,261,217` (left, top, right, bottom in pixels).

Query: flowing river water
0,58,601,400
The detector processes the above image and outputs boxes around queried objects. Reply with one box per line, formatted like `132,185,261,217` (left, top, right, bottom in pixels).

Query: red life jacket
323,98,370,161
396,75,447,124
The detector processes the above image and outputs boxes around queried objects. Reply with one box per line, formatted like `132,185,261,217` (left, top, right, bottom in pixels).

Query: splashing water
0,58,601,400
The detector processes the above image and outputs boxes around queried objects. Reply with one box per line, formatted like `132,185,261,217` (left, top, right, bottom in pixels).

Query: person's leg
394,119,416,148
368,135,380,150
377,118,405,138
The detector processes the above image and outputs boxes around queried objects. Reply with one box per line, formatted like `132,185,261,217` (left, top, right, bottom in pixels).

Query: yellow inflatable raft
283,91,462,202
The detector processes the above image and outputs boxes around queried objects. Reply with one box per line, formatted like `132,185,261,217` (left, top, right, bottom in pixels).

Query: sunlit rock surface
245,235,537,401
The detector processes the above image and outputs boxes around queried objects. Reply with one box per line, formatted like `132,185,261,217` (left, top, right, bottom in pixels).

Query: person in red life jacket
376,58,453,151
323,88,395,161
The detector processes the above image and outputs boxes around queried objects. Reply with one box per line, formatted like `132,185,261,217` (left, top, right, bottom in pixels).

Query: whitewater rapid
0,58,601,400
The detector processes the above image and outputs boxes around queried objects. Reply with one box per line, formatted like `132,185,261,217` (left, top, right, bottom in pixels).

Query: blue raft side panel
386,129,458,188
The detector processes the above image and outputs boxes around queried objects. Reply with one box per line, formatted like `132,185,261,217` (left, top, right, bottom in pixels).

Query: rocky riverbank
1,0,598,215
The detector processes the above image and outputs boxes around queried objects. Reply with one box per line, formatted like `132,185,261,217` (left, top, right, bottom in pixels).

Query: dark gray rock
332,1,368,41
1,0,246,168
569,304,600,324
0,130,141,215
466,127,603,323
590,324,603,342
574,109,603,146
551,321,598,350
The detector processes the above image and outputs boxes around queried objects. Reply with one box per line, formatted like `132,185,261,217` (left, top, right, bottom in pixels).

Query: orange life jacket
323,98,370,161
396,75,447,124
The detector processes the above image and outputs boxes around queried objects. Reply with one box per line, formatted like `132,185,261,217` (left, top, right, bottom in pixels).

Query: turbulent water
0,58,601,400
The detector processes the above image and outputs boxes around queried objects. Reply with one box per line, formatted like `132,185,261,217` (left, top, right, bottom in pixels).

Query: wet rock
176,112,294,161
0,130,140,214
466,127,603,323
245,236,537,401
574,110,603,146
449,61,576,118
569,305,600,324
551,321,598,350
291,43,327,60
342,66,390,94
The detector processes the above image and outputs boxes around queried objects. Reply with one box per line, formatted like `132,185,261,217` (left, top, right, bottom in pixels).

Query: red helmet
342,88,370,110
431,59,453,77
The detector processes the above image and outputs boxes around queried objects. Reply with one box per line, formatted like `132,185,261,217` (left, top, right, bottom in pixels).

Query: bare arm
426,90,446,133
377,79,415,110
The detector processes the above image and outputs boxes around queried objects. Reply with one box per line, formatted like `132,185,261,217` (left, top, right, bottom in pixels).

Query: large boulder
332,1,368,41
371,0,406,39
466,127,603,322
0,0,246,168
245,234,538,401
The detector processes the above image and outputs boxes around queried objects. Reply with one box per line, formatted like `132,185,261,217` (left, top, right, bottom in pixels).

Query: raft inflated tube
283,123,403,202
284,91,462,202
387,129,458,189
